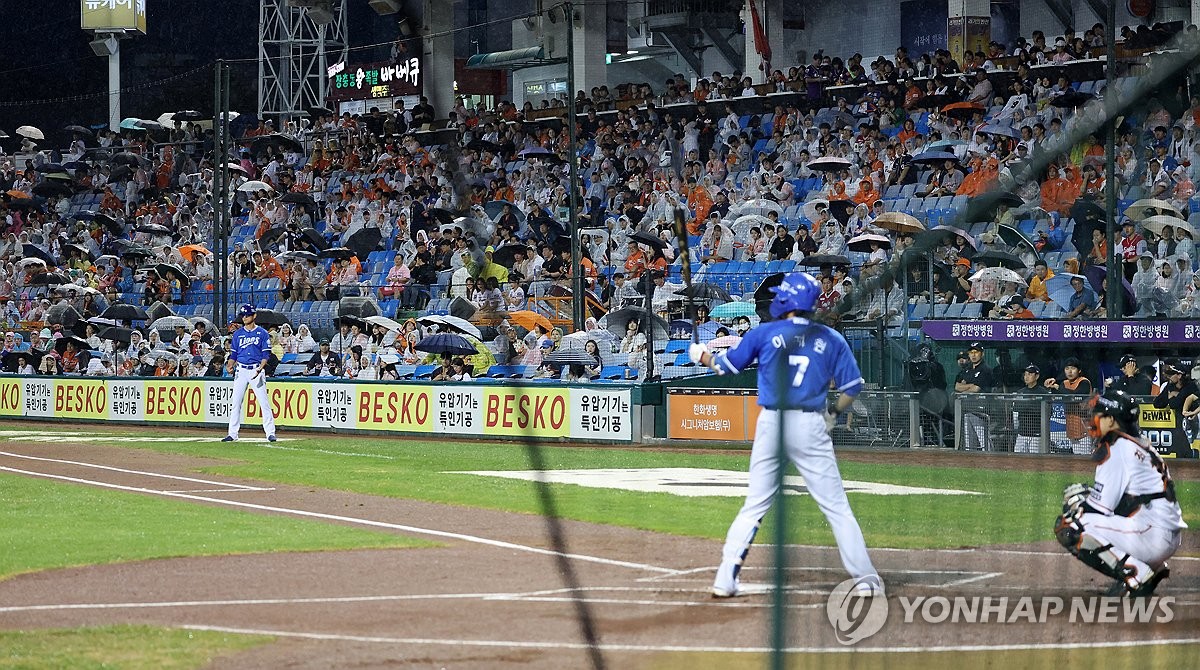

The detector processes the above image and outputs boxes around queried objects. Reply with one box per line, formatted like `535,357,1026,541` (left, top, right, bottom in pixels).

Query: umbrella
4,189,30,200
249,133,304,154
996,225,1040,256
928,225,978,251
731,214,776,235
255,309,290,328
15,125,44,140
188,316,216,334
971,249,1027,270
927,139,967,151
225,162,248,174
120,245,156,259
910,93,956,109
1050,91,1093,108
35,163,66,173
731,199,784,216
518,147,563,164
695,321,721,342
1139,214,1191,238
872,212,925,234
667,319,694,340
108,165,133,182
941,102,985,119
544,348,597,365
629,230,667,250
102,304,149,321
54,335,90,355
43,172,73,182
807,157,852,172
177,244,211,263
338,315,365,330
94,255,119,267
135,119,164,131
137,223,172,236
306,106,334,118
154,263,190,285
911,151,960,165
418,314,483,339
277,250,319,262
424,208,455,226
64,124,94,137
300,227,328,251
88,317,118,328
145,301,175,323
319,246,355,261
754,272,787,320
172,110,204,121
604,307,668,341
1083,264,1137,315
151,315,191,332
801,199,833,224
364,315,404,332
827,199,854,224
507,310,553,333
337,300,379,320
466,138,500,153
707,335,742,349
345,228,383,259
490,244,529,269
676,283,732,302
92,212,122,234
415,332,477,356
484,200,526,223
710,301,757,319
1125,199,1183,222
22,244,56,265
3,350,43,372
237,180,273,193
62,161,90,171
28,272,68,287
799,254,850,267
1046,273,1089,311
110,152,147,168
281,192,317,208
98,326,135,344
47,304,83,327
15,257,47,270
32,182,72,198
978,123,1020,139
848,233,891,253
970,266,1027,285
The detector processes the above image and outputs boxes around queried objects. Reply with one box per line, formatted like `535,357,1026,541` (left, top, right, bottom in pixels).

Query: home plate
450,468,979,497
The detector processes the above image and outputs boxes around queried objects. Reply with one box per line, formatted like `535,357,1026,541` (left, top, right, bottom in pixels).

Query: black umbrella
972,249,1028,270
545,348,598,365
909,93,956,109
799,254,850,267
110,152,147,168
35,163,66,173
1083,264,1137,315
63,161,90,171
172,110,204,121
319,246,355,261
307,106,334,117
677,282,733,302
32,182,72,198
137,223,172,236
249,133,304,155
22,244,55,265
102,303,150,321
338,314,366,330
28,272,68,286
120,246,156,259
827,199,854,225
281,192,317,208
259,226,287,248
425,208,455,225
64,124,93,136
91,212,122,234
1050,91,1093,108
154,263,190,285
47,303,83,327
490,244,530,268
415,333,477,356
345,228,383,260
605,307,668,340
254,309,290,328
54,335,91,355
629,230,667,250
754,272,787,321
98,326,135,344
300,227,328,251
108,165,133,182
2,350,42,372
278,250,319,262
466,138,500,153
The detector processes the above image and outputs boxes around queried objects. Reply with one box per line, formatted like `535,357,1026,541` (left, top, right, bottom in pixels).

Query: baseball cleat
853,580,886,598
267,435,277,442
221,436,236,442
711,584,743,598
1128,566,1169,598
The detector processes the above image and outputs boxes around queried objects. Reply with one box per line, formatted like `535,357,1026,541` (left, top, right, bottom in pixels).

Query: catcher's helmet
1091,389,1139,426
238,303,257,318
769,271,821,319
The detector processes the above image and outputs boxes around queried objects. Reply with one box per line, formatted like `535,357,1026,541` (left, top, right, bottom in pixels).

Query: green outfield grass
0,625,270,669
3,425,1194,552
0,471,430,581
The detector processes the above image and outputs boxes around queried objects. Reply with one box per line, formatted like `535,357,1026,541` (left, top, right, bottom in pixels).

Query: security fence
953,393,1108,454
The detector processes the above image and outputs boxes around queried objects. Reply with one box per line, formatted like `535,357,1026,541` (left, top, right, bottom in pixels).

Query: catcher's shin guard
1056,513,1135,585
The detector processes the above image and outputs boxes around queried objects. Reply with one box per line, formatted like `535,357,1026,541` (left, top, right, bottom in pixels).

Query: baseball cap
1024,363,1040,374
540,339,554,348
968,342,984,352
1119,354,1137,366
956,257,972,268
957,350,968,359
1063,357,1081,369
319,338,330,345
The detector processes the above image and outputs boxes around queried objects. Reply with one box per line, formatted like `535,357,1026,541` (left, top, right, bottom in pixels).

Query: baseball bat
672,208,700,345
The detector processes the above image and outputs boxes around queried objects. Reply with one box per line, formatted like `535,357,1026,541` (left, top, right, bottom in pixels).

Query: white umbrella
802,199,830,224
364,315,404,332
418,314,482,339
969,266,1027,285
225,162,248,175
237,180,272,193
155,112,179,130
15,125,44,140
806,156,852,172
1124,199,1184,222
847,233,892,252
731,198,783,216
16,258,47,269
731,214,776,236
1140,215,1193,239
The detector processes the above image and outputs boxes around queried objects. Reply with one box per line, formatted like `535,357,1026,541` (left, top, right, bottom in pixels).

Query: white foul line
179,625,1200,654
0,465,677,575
0,451,271,491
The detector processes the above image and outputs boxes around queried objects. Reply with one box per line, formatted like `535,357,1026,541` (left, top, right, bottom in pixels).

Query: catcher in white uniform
1055,389,1186,596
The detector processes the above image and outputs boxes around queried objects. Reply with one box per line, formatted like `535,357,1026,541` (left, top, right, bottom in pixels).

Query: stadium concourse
0,22,1198,388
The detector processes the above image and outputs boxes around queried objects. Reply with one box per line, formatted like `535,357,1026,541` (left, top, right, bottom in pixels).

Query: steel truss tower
258,0,348,122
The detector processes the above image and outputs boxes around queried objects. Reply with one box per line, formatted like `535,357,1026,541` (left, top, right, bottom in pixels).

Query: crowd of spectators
0,20,1198,381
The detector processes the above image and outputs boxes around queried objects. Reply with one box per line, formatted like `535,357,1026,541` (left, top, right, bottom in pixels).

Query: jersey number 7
788,355,811,387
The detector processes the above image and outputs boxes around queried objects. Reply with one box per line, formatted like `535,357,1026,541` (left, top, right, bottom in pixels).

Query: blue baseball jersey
712,317,863,410
230,325,272,366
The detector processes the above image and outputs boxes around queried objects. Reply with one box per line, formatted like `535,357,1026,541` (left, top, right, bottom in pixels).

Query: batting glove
688,343,709,365
1062,482,1090,516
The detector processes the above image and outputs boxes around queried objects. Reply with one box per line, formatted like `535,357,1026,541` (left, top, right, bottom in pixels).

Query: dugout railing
952,393,1147,454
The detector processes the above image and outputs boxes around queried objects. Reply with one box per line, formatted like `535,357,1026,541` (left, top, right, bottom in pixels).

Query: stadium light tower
81,0,148,132
258,0,348,123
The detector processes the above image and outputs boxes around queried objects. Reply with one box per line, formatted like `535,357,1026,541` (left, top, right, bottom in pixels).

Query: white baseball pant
227,363,276,439
714,409,880,593
1079,512,1182,583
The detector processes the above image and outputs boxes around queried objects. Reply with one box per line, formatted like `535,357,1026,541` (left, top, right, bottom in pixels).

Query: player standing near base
1055,389,1186,596
223,304,277,443
689,271,883,598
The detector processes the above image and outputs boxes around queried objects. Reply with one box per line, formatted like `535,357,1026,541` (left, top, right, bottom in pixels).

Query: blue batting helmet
238,303,256,318
769,271,821,319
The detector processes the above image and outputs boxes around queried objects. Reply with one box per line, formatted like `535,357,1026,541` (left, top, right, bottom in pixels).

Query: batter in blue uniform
690,271,882,597
224,303,277,442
